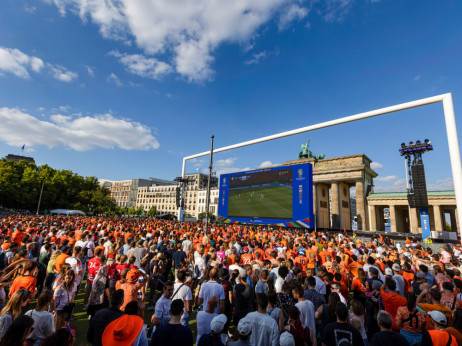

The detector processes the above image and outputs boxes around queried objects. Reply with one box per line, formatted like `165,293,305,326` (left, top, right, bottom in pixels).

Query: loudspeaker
410,163,428,208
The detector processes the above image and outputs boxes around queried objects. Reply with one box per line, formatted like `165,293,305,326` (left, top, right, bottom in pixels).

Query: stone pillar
355,181,366,230
313,183,317,227
434,205,443,231
455,208,459,233
369,205,377,231
409,207,419,234
331,182,340,230
389,205,397,232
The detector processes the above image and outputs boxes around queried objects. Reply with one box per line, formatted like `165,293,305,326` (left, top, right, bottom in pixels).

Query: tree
198,212,215,221
147,206,157,217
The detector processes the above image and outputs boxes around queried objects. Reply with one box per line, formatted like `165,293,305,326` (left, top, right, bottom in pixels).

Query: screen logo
298,169,303,176
223,178,226,184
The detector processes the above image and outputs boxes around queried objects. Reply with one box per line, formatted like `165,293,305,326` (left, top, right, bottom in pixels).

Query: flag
21,144,25,150
343,226,346,233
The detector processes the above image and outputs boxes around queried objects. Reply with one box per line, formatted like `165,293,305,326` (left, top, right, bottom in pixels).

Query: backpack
0,251,10,270
192,264,201,279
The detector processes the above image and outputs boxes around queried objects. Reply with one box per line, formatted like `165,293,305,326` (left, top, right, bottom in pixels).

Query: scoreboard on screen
217,163,314,228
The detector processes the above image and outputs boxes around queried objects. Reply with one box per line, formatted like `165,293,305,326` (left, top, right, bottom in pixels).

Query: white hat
428,310,447,324
279,332,295,346
392,263,401,271
237,318,251,335
210,314,227,333
385,268,393,276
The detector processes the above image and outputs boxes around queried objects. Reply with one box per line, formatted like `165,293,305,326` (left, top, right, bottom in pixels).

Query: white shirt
229,264,246,278
199,280,225,314
182,239,192,253
392,274,405,296
246,311,279,346
65,257,83,284
172,282,193,318
296,300,316,334
154,295,171,320
196,311,217,345
25,310,55,341
275,277,284,293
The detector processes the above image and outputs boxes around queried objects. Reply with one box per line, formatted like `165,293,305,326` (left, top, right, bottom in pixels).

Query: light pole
36,180,45,215
205,135,214,234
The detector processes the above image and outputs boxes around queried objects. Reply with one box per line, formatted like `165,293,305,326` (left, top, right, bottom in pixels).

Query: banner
420,208,431,242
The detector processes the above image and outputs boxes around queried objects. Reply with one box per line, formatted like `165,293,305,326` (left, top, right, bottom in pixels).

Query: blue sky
0,0,461,192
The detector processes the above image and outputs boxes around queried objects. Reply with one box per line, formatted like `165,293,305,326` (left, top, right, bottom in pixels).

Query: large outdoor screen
217,163,313,228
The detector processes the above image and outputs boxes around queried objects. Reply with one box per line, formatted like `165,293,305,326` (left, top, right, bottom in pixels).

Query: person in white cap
197,313,227,346
279,331,295,346
228,317,252,346
391,263,405,297
421,310,457,346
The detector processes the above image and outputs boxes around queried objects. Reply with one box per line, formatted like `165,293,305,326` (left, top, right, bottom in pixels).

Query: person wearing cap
245,293,279,346
150,299,193,346
371,310,410,346
421,310,457,346
392,263,405,297
279,331,295,346
294,249,308,279
233,266,254,326
228,317,252,346
197,313,227,346
102,312,146,346
364,256,385,282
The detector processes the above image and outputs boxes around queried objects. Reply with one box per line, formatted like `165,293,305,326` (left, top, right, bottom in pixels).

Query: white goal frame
179,93,462,240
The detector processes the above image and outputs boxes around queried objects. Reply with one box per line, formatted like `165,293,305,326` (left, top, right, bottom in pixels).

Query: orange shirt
116,281,144,310
241,253,253,265
380,290,407,330
9,275,37,297
402,271,414,293
253,248,265,260
351,278,365,292
306,249,316,269
318,250,330,264
12,231,24,244
348,261,363,279
295,256,308,276
227,254,236,266
1,243,10,251
441,293,462,310
395,306,426,334
54,254,70,272
419,303,452,330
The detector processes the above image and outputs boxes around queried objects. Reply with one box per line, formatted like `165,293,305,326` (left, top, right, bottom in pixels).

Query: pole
442,94,462,242
205,135,214,234
36,180,45,215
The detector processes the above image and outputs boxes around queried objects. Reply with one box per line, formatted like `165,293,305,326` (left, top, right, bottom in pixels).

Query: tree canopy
0,159,118,214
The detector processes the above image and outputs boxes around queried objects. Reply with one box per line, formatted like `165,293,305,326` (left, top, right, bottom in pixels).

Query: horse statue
298,138,326,160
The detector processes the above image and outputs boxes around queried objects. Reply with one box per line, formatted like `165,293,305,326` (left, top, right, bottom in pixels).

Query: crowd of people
0,214,461,346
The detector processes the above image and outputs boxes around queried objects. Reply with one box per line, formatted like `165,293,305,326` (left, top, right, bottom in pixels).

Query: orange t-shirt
253,248,265,260
295,256,308,276
12,231,24,244
54,254,70,272
318,250,330,264
348,261,363,279
9,275,37,297
116,281,144,310
351,278,365,292
1,243,10,251
306,249,316,269
420,303,453,330
241,254,253,265
380,290,407,330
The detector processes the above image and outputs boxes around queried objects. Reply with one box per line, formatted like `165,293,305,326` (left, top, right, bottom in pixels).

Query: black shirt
150,323,193,346
234,283,253,317
371,330,410,346
87,307,124,346
172,250,186,269
322,322,364,346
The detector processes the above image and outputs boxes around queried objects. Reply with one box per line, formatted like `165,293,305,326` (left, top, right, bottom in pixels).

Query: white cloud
244,51,267,65
375,175,397,182
24,4,37,13
370,161,383,170
278,4,309,31
414,75,421,81
427,177,454,191
107,72,122,86
373,178,407,193
259,160,274,168
85,65,95,77
109,51,172,80
47,64,78,82
0,47,44,79
216,157,237,167
43,0,319,82
0,107,159,151
319,0,354,23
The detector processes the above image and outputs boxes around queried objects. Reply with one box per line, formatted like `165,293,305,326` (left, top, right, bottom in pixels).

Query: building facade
196,188,219,219
109,179,153,208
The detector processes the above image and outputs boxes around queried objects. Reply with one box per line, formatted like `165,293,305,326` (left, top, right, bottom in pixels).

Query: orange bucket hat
102,314,144,346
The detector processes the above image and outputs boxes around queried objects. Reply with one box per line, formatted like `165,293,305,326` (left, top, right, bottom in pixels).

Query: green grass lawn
228,185,293,219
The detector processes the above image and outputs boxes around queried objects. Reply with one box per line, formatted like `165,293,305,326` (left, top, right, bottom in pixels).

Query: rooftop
368,190,455,198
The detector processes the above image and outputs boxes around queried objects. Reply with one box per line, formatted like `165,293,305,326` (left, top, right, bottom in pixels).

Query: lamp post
205,135,214,234
36,180,45,215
